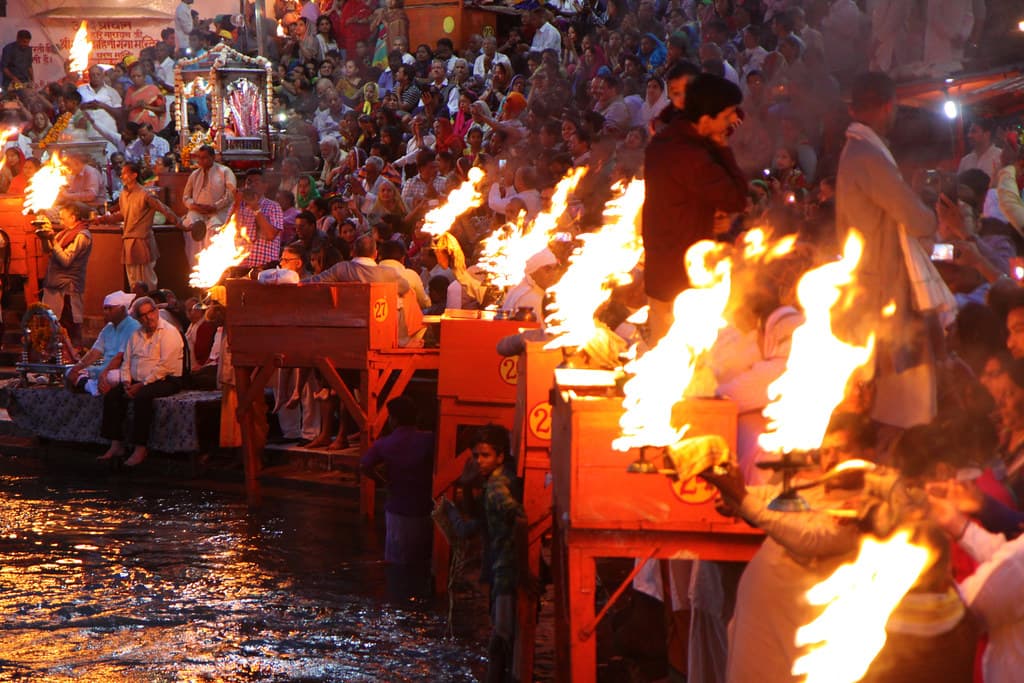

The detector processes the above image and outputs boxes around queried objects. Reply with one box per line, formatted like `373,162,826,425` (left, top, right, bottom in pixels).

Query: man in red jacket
643,73,748,342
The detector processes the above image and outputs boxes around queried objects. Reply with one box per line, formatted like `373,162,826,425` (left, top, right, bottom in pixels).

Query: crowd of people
5,0,1024,680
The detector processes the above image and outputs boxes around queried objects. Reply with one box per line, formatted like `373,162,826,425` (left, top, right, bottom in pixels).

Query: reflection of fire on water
544,178,644,351
757,231,875,455
792,529,933,683
189,218,249,289
22,153,71,215
420,167,486,237
69,21,92,76
613,241,732,451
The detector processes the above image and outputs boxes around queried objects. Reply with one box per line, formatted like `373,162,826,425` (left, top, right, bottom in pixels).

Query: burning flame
276,22,287,38
613,241,732,451
757,231,875,454
545,178,645,350
69,21,92,75
478,168,586,289
189,218,249,288
792,530,933,683
741,227,796,263
22,153,71,214
420,166,486,237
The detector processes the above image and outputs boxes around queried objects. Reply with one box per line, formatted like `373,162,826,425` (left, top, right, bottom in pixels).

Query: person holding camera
40,203,93,348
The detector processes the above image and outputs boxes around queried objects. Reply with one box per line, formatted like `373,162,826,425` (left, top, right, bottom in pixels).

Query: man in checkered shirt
236,170,284,270
401,149,449,216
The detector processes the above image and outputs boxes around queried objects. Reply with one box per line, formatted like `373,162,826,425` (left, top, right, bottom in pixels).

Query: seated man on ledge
66,290,139,395
98,296,184,466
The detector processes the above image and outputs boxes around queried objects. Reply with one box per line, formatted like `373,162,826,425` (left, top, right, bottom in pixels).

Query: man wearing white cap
78,65,122,155
65,290,139,395
498,247,564,324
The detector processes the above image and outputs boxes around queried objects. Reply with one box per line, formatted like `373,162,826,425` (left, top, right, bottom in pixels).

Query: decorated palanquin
174,44,274,167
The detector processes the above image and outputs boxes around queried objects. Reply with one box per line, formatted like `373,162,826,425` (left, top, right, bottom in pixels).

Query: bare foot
304,435,331,449
97,445,124,461
327,433,352,451
123,447,148,467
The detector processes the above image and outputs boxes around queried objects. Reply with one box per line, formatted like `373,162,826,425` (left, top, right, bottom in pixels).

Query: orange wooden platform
225,278,439,517
0,196,48,307
432,313,539,592
548,386,763,682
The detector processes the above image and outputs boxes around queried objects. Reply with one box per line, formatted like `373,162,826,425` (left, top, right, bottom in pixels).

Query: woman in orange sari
124,63,168,132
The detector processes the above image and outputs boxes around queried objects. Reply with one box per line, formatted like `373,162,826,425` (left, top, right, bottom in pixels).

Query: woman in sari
124,64,167,132
0,147,27,195
638,33,668,73
339,0,373,57
27,111,51,144
296,174,322,209
452,92,474,140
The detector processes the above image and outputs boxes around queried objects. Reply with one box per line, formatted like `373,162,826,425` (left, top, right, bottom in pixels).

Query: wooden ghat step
259,443,365,496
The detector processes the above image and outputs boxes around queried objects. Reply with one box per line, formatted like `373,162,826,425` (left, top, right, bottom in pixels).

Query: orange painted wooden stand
511,338,561,681
432,313,538,593
406,0,500,51
549,386,763,682
0,197,48,306
225,279,439,517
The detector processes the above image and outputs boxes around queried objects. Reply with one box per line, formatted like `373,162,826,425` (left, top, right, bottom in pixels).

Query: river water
0,455,492,682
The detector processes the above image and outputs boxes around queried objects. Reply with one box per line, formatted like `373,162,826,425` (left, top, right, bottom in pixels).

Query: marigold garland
39,113,72,150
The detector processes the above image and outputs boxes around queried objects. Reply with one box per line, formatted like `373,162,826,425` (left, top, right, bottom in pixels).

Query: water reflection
0,458,488,681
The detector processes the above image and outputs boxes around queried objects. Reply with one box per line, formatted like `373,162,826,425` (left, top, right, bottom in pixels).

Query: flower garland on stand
39,113,72,150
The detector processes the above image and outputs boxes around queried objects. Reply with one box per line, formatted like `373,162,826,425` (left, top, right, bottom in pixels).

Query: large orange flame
613,241,732,450
544,178,645,350
22,153,71,214
420,166,486,237
758,230,874,454
69,21,92,75
792,529,933,683
189,218,250,288
478,167,585,289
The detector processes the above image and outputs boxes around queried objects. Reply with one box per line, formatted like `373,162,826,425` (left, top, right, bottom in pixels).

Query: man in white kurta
923,0,974,73
78,66,122,155
182,145,237,266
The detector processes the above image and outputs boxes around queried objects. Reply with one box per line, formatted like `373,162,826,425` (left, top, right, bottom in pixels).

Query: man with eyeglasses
97,296,184,466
